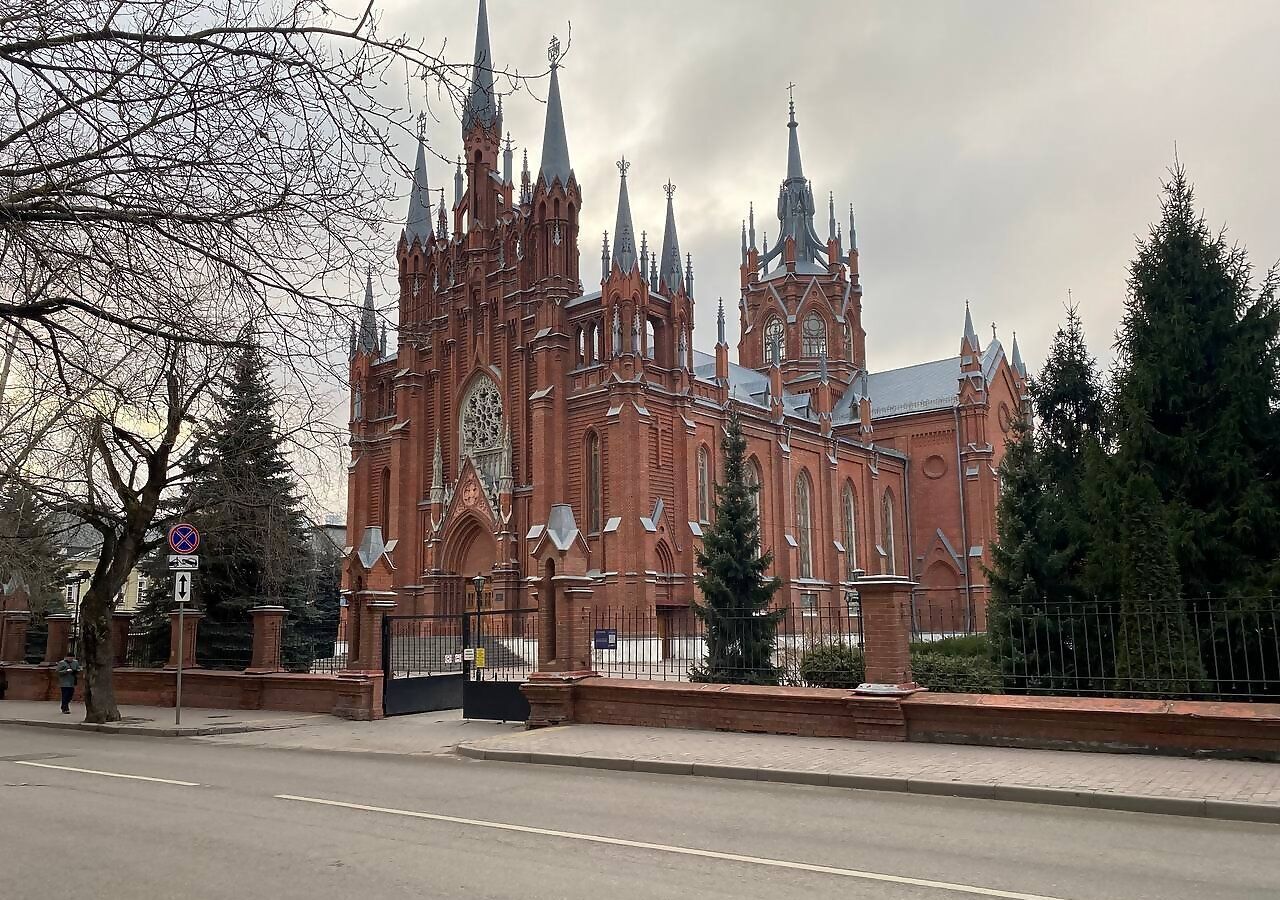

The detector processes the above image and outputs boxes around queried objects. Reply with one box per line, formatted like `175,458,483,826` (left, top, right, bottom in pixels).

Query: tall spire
436,187,448,240
538,38,573,187
685,253,694,297
765,89,823,269
502,132,514,186
519,148,531,204
453,156,464,208
716,297,726,346
828,192,837,242
1011,331,1027,377
430,431,445,504
357,267,378,355
848,203,858,252
741,220,748,264
462,0,499,135
611,157,638,273
748,201,756,248
600,231,609,282
658,181,683,294
963,300,981,353
639,230,648,277
404,135,434,246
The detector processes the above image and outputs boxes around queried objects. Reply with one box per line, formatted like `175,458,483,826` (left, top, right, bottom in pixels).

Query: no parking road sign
168,523,200,554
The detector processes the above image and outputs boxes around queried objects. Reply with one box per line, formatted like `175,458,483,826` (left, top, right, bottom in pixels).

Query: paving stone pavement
460,723,1280,806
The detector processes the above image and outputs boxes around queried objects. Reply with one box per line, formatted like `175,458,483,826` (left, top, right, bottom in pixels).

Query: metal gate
382,613,464,716
382,608,537,720
462,608,537,722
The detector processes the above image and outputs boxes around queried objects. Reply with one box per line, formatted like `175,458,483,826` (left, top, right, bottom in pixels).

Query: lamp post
472,573,486,610
847,568,865,647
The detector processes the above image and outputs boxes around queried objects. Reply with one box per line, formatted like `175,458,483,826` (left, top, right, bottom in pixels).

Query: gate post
110,612,133,668
1,611,31,664
42,614,75,664
246,606,287,673
854,576,920,694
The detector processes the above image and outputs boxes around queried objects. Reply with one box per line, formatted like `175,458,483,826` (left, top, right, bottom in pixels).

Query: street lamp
472,573,486,609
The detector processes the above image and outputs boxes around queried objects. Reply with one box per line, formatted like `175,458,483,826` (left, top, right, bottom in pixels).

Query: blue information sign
593,628,617,651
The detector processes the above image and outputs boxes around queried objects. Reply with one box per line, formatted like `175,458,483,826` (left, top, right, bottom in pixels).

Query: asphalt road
1,724,1276,900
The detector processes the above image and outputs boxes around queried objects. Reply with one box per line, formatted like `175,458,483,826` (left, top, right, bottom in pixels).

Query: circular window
923,455,947,479
460,376,504,454
998,401,1013,434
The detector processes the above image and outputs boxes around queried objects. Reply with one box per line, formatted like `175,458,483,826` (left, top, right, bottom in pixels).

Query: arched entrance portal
440,516,497,613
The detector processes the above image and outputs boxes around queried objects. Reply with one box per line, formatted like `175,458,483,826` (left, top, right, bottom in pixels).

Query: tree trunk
80,580,122,723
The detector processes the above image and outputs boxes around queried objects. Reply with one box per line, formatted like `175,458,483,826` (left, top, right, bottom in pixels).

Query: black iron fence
910,588,989,642
588,606,863,686
282,616,348,674
123,629,167,668
990,595,1280,701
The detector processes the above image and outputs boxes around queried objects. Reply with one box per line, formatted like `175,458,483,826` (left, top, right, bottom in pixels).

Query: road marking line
12,761,200,786
275,794,1067,900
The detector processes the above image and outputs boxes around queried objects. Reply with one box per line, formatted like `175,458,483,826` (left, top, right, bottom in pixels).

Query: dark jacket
56,658,81,689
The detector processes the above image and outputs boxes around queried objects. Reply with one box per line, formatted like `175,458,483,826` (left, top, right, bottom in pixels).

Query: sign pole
175,597,185,726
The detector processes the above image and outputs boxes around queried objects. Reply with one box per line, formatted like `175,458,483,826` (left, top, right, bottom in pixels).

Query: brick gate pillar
246,606,287,673
42,614,74,664
110,612,133,668
854,576,919,694
165,610,203,670
1,611,32,664
345,599,396,674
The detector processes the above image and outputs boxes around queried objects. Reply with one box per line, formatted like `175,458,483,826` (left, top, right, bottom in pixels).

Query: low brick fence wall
525,676,1280,760
0,664,382,721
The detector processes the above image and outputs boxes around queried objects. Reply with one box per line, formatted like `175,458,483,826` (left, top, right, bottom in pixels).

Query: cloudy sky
375,0,1280,378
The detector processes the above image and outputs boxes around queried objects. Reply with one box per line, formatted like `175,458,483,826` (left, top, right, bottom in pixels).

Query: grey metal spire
685,252,694,297
748,201,756,249
600,231,609,282
462,0,499,135
963,300,981,352
502,133,514,186
538,40,573,187
357,267,378,355
430,431,445,504
848,203,858,252
1011,331,1027,377
716,296,726,346
639,230,648,278
741,220,748,264
519,148,531,204
760,92,825,270
658,181,683,294
818,349,829,384
611,158,638,273
453,156,463,208
828,192,837,242
649,254,658,293
436,188,448,241
405,136,434,246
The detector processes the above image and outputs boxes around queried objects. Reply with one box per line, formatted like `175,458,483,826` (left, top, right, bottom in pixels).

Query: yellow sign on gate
473,647,486,668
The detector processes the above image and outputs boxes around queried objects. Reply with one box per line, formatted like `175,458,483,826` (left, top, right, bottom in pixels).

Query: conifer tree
691,408,784,685
134,334,313,668
1111,164,1280,599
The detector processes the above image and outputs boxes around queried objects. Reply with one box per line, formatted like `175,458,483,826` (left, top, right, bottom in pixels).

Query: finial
617,156,630,177
664,180,676,199
504,131,513,152
787,81,797,119
548,35,562,68
991,322,998,342
415,111,428,140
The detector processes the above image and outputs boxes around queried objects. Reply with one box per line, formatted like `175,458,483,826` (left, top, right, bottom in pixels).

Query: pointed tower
357,268,378,357
756,92,824,274
610,158,638,275
658,181,684,295
602,158,649,362
404,136,434,248
529,36,580,292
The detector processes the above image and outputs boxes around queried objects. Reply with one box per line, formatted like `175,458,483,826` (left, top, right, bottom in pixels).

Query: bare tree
0,0,538,720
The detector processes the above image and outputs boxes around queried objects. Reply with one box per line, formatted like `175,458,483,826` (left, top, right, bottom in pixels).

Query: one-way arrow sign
173,572,192,605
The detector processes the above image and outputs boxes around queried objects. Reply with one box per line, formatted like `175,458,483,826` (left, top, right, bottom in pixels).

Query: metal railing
587,605,863,686
281,616,348,674
990,595,1280,701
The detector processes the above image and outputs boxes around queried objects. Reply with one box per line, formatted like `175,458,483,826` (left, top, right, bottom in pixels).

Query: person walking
55,651,80,714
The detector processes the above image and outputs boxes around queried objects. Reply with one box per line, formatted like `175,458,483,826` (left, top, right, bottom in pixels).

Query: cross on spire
548,34,562,67
664,180,676,199
617,156,630,177
991,322,997,341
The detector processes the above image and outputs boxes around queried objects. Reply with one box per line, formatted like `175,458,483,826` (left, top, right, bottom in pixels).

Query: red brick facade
343,4,1026,629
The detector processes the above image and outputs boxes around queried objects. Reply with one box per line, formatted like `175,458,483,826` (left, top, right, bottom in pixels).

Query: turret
530,37,580,287
356,268,378,357
404,135,434,248
658,181,683,295
610,158,638,275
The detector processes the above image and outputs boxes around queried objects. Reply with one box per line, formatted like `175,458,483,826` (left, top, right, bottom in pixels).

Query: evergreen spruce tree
133,333,313,669
1111,164,1280,598
691,408,784,685
0,482,68,614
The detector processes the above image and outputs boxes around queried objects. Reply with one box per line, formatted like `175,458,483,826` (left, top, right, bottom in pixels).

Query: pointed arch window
764,315,785,364
585,431,602,534
881,490,897,576
745,458,763,555
646,317,657,360
696,445,711,524
795,471,814,579
379,468,391,534
802,312,828,358
842,482,858,580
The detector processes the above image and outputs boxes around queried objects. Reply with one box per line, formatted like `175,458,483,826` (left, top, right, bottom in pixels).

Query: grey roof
404,138,434,245
538,63,573,187
867,357,960,418
357,270,378,355
659,185,684,294
757,99,826,272
461,0,499,134
611,163,638,273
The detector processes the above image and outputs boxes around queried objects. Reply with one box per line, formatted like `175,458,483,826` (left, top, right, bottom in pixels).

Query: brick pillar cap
168,608,204,618
366,600,396,609
45,613,74,620
249,605,288,613
4,610,32,620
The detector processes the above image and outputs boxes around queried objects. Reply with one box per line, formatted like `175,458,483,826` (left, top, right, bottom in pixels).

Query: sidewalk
0,700,326,736
457,724,1280,825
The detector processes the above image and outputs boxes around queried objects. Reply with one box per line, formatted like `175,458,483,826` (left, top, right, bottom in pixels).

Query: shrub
799,643,865,689
912,651,1003,694
909,633,992,659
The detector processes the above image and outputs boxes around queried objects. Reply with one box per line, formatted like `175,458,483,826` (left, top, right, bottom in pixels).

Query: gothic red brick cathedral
344,0,1028,631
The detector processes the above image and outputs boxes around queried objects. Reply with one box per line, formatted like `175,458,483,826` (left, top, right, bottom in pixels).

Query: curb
456,745,1280,826
0,717,305,738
